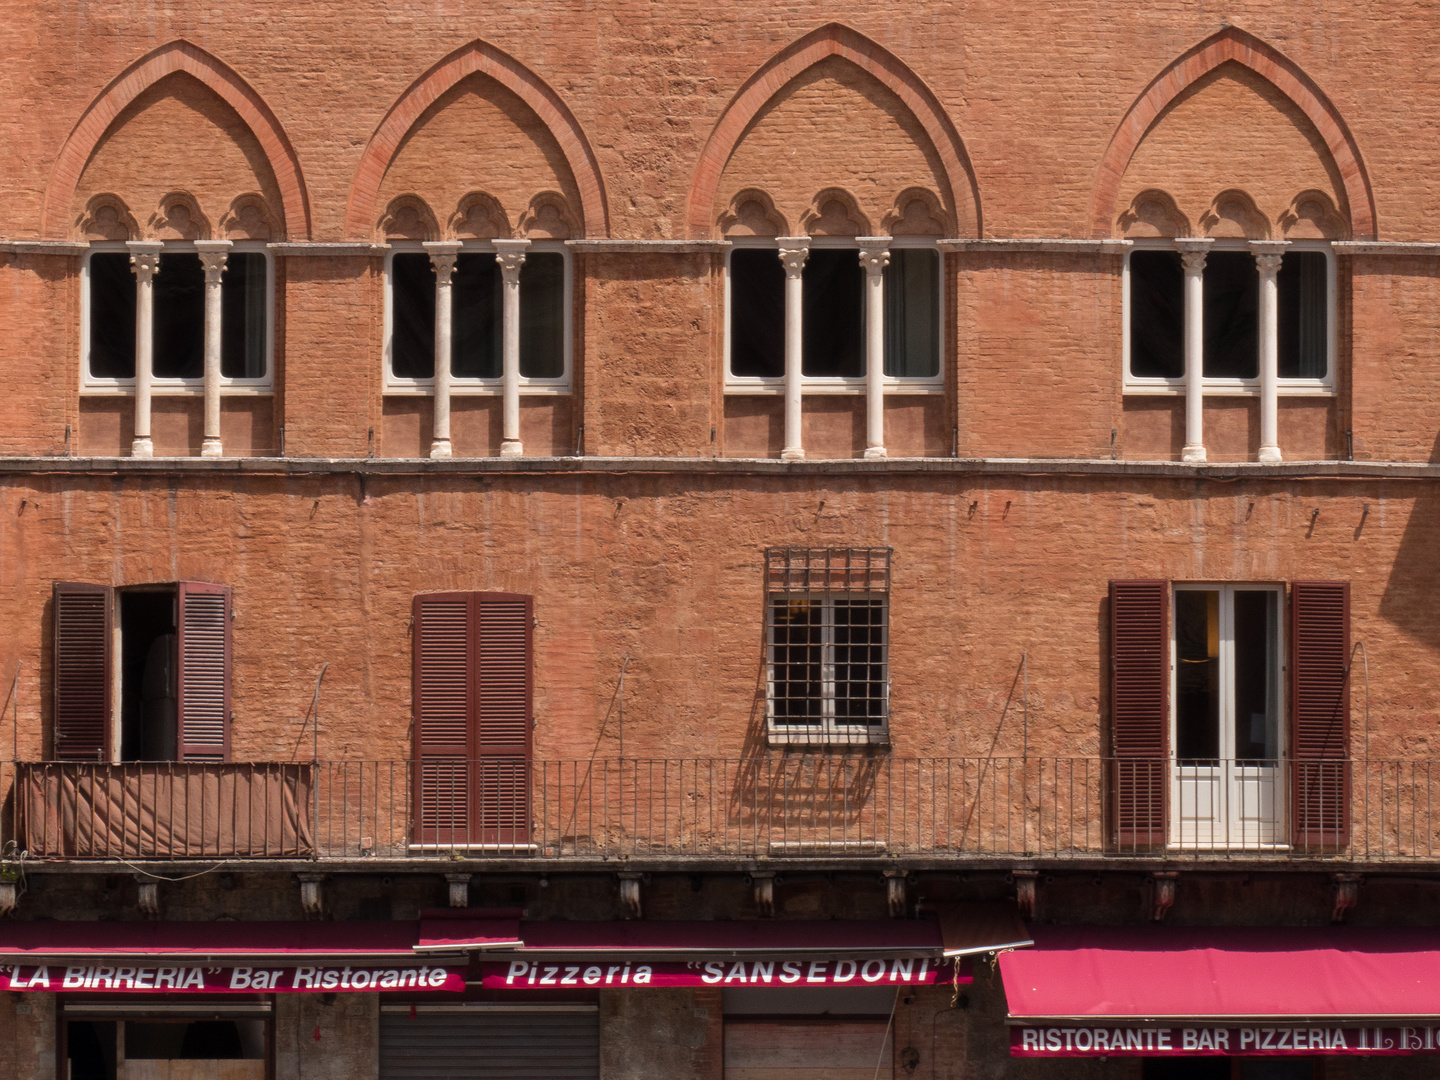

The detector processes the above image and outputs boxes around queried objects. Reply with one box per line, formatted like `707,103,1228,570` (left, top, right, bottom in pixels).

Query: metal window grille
765,548,891,746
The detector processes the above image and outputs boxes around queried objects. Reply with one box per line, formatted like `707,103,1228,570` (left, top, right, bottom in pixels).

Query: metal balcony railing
0,757,1434,863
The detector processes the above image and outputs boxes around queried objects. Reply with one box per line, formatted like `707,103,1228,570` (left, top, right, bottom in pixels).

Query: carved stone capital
493,238,531,281
1174,238,1211,276
195,239,233,283
424,240,463,284
127,240,164,282
776,236,810,277
858,249,891,276
1254,254,1285,275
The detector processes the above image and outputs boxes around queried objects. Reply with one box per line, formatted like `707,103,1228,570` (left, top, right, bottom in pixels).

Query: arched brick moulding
41,40,311,240
685,23,981,240
1089,27,1376,240
346,40,609,240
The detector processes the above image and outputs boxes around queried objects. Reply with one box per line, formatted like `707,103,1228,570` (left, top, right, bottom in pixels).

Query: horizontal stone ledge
266,242,390,256
1332,241,1440,255
4,454,1440,482
0,240,90,255
565,239,732,253
938,239,1133,254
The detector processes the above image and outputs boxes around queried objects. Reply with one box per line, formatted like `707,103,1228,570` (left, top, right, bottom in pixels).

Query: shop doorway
379,1004,598,1079
65,1017,268,1080
723,986,897,1080
1141,1059,1317,1078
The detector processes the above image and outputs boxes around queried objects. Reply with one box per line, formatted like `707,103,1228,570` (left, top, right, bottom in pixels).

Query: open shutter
52,582,113,761
1110,580,1168,847
1290,581,1350,848
477,594,532,846
414,593,475,845
175,581,232,762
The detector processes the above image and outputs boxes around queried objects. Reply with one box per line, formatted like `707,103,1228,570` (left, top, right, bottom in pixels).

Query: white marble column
1251,240,1289,463
493,238,531,458
127,241,164,459
777,237,810,460
424,241,462,459
195,240,232,458
1175,240,1212,463
857,239,891,460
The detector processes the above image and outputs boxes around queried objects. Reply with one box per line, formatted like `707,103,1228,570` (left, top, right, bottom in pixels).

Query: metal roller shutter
379,1008,599,1080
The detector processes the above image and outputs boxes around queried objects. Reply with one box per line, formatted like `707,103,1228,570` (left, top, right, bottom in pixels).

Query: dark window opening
66,1021,116,1080
771,596,822,722
152,253,205,379
66,1018,267,1079
452,253,502,379
1278,250,1328,379
729,248,785,378
220,251,267,379
88,254,137,379
119,587,178,762
769,596,887,726
1232,589,1279,761
802,248,864,377
520,251,566,379
883,248,940,377
390,253,436,378
1129,250,1184,378
1202,251,1259,379
1175,589,1220,762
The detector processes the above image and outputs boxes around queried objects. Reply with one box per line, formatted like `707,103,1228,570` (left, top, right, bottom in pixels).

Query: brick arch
1089,26,1375,239
685,23,980,240
41,40,310,240
346,40,609,239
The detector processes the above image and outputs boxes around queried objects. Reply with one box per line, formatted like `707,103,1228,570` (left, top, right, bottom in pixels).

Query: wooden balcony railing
0,757,1431,863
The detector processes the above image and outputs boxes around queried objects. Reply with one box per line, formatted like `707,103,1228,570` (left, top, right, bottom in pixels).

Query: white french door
1170,585,1286,848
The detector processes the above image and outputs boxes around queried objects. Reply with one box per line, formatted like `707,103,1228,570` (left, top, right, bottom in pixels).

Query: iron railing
0,757,1436,863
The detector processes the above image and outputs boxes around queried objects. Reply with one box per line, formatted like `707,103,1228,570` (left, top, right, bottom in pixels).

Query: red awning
1001,926,1440,1021
0,921,422,962
415,918,524,953
509,919,944,959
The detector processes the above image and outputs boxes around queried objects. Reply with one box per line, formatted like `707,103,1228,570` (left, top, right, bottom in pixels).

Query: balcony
0,757,1433,865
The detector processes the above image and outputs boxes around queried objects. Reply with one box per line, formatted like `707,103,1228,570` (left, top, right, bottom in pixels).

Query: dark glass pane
520,251,565,379
1129,251,1184,378
770,597,822,723
152,253,204,379
390,253,435,378
1203,251,1258,378
1238,1058,1316,1080
220,252,267,379
883,248,940,377
803,248,864,377
832,599,886,723
1232,589,1278,761
88,253,136,378
1278,250,1328,379
729,249,785,377
1142,1059,1231,1080
452,253,501,379
1175,590,1219,761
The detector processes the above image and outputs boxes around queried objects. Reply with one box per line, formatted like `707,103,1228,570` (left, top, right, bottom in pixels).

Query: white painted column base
201,438,223,458
863,446,887,460
500,440,524,458
430,439,453,459
131,437,155,459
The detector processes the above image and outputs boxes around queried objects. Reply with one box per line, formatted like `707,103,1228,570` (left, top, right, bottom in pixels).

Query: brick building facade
2,3,1440,1078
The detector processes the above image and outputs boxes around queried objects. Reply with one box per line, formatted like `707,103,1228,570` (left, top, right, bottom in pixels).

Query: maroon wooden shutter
1290,581,1350,847
52,582,113,761
1110,580,1168,846
477,594,532,845
175,581,232,762
414,593,475,844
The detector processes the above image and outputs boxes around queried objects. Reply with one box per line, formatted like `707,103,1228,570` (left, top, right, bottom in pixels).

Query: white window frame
724,236,945,395
765,592,890,746
80,240,275,396
1123,238,1336,396
382,239,572,395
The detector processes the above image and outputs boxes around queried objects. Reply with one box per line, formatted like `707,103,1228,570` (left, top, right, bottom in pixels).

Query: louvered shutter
414,593,477,845
52,582,113,761
175,581,232,761
477,594,532,845
1110,580,1168,847
1290,581,1350,847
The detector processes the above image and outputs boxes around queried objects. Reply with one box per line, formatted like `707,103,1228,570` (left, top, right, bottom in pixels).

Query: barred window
765,547,890,745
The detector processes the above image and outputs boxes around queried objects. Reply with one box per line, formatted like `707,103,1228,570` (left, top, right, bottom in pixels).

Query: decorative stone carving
1151,871,1179,921
1013,869,1039,919
299,873,325,919
449,192,512,241
149,192,211,241
518,192,579,240
136,877,160,917
750,871,776,917
883,188,950,237
379,195,440,241
801,188,871,237
719,188,788,237
617,872,644,919
78,194,139,241
884,870,908,918
1118,189,1190,238
445,872,472,909
1332,873,1361,923
1202,189,1270,240
220,193,280,240
1280,190,1348,240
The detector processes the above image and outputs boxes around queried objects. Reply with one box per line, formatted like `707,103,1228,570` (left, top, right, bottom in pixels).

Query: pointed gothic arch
685,23,980,240
345,40,609,239
1089,27,1375,239
41,40,310,240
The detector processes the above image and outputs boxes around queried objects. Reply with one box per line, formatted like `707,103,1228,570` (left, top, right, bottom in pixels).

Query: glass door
1171,585,1285,848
